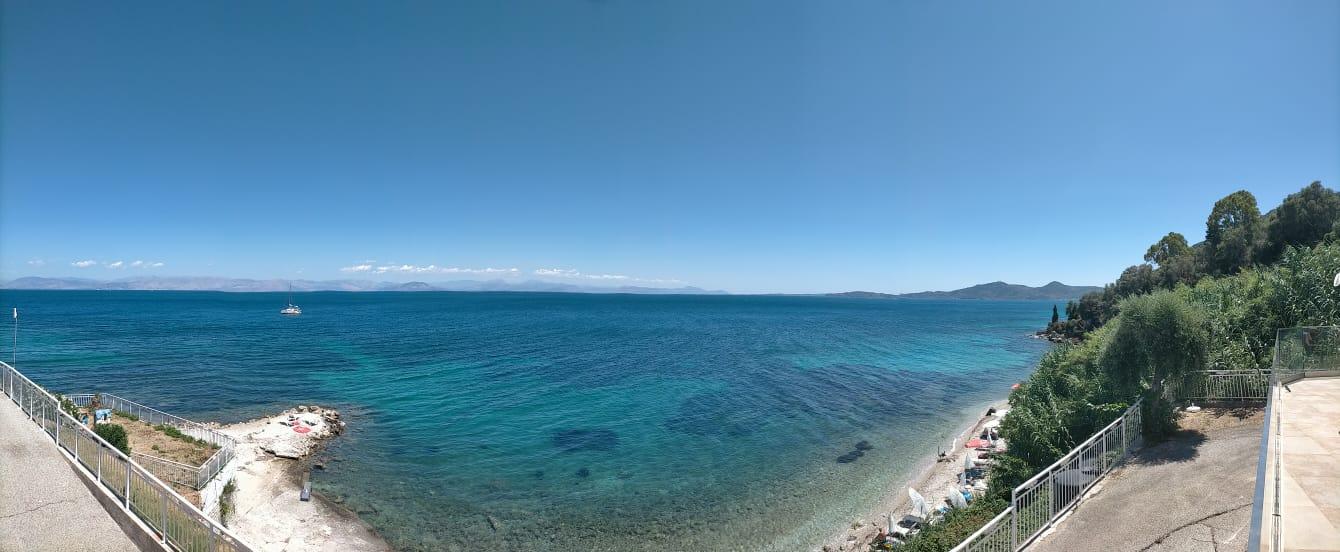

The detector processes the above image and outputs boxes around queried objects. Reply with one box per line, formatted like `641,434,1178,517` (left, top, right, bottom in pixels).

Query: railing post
126,464,132,508
1011,486,1019,551
161,492,169,544
1121,417,1128,459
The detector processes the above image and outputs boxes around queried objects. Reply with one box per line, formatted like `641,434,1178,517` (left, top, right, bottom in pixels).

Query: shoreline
214,407,392,552
817,397,1009,552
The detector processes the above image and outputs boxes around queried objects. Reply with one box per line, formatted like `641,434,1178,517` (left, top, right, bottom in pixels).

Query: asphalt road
0,394,139,552
1029,412,1261,552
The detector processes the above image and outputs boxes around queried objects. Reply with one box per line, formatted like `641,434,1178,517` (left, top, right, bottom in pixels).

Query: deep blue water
0,291,1050,551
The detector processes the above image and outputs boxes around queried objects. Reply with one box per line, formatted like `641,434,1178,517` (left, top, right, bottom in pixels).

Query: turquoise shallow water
0,291,1049,551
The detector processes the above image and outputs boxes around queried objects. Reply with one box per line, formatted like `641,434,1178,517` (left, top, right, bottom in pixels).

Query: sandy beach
817,400,1009,552
215,407,392,552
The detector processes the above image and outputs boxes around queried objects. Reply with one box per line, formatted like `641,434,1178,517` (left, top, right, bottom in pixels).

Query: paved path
0,394,139,552
1031,409,1262,552
1278,376,1340,551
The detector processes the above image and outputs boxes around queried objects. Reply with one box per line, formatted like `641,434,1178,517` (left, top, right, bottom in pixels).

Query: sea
0,290,1052,551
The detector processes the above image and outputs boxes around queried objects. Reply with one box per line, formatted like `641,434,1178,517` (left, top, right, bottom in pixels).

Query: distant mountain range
0,276,726,295
829,281,1101,301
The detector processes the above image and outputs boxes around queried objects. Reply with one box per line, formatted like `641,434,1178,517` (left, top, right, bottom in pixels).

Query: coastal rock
854,440,873,451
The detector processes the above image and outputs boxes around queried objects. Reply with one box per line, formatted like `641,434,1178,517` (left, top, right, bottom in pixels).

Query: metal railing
66,393,236,489
0,360,252,552
951,399,1143,552
1170,369,1272,401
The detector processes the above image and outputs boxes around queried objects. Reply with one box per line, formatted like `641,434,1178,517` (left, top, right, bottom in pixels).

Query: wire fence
66,392,236,489
1,361,252,552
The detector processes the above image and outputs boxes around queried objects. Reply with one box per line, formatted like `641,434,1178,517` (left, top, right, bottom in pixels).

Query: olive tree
1100,291,1208,440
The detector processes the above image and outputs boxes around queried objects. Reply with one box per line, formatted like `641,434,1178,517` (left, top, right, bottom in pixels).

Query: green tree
1051,304,1059,326
1260,182,1340,265
1100,291,1208,440
1205,190,1262,275
1144,232,1191,266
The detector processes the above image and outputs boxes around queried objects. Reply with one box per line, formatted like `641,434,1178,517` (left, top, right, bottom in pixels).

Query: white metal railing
0,361,252,552
66,392,236,489
950,399,1143,552
1171,370,1272,401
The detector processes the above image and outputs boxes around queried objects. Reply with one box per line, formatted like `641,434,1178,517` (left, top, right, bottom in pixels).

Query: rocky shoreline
215,405,391,552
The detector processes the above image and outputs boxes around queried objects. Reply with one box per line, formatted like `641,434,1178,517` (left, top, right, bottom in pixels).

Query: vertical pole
125,465,132,508
161,492,168,543
1011,486,1019,550
1121,417,1127,459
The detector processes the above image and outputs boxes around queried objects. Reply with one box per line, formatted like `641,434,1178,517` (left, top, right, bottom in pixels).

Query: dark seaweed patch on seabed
552,428,620,452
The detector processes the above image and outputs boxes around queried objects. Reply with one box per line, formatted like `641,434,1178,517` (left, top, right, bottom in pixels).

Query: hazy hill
830,281,1101,301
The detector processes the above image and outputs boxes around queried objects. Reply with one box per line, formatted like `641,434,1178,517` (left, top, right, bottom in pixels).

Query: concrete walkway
1278,376,1340,551
0,394,139,552
1030,408,1263,552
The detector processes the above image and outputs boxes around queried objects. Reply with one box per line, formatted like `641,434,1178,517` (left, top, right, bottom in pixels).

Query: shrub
95,423,131,455
220,479,238,526
897,497,1008,552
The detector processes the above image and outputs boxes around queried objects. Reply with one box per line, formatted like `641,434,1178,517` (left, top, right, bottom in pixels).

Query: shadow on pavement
1131,429,1207,465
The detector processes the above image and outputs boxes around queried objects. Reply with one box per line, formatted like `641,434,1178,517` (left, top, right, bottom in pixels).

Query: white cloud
71,260,97,268
26,259,45,266
107,261,125,269
533,268,683,285
130,260,144,268
150,262,164,268
535,268,580,277
342,263,520,276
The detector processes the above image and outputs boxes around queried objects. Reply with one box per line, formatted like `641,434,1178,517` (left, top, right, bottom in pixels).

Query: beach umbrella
947,486,968,509
908,487,930,519
961,451,974,485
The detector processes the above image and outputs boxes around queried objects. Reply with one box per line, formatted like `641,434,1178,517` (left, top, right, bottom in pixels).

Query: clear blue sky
2,1,1337,294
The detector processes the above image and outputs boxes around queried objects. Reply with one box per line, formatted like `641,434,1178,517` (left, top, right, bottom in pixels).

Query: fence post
1121,417,1127,459
1011,486,1019,550
161,492,168,544
125,465,132,508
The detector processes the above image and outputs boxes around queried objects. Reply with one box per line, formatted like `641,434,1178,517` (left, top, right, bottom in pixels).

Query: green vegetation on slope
900,181,1340,551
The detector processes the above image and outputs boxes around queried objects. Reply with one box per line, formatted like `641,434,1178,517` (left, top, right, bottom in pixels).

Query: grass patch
153,424,216,448
219,478,237,527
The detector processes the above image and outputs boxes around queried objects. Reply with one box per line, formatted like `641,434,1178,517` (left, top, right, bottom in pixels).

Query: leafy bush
115,410,140,422
896,497,1008,552
95,423,131,455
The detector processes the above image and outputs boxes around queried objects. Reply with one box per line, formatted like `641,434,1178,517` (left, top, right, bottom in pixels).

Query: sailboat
280,283,302,315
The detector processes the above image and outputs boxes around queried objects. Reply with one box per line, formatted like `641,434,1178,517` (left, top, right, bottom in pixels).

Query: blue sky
2,1,1337,294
